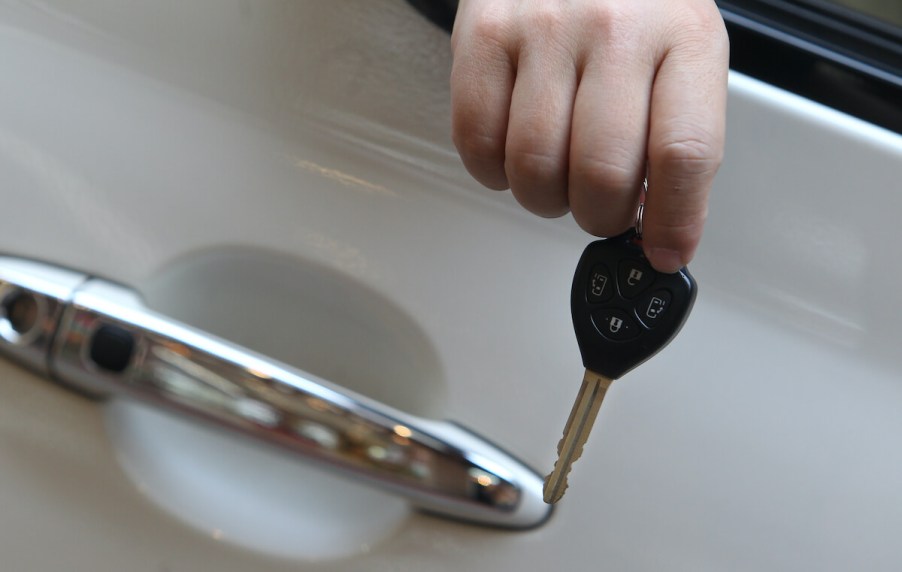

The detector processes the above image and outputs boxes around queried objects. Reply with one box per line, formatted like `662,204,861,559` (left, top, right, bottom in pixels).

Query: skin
450,0,729,272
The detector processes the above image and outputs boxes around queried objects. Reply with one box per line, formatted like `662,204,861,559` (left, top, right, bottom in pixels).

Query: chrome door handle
0,257,551,529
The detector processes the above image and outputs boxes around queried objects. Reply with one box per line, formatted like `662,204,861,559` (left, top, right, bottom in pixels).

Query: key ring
635,179,648,239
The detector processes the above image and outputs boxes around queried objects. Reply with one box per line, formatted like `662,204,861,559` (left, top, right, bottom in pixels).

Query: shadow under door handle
0,257,551,529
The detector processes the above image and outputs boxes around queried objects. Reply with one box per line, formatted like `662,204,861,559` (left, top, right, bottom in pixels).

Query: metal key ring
635,179,648,239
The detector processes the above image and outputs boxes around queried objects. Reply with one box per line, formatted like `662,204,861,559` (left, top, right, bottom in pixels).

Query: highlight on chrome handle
0,257,551,529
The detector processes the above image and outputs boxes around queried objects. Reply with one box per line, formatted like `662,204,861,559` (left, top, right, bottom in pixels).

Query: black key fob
571,230,697,379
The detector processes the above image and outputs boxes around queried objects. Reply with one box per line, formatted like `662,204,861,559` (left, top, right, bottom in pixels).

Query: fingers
451,0,730,273
452,5,578,216
504,37,578,217
568,32,655,237
643,12,729,273
450,6,515,190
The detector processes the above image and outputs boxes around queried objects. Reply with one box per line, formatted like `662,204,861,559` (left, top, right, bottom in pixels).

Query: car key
543,229,697,504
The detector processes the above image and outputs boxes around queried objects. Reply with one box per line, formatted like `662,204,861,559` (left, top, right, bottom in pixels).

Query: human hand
450,0,729,272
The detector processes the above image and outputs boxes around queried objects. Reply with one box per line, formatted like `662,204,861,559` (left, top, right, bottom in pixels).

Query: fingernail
647,248,684,274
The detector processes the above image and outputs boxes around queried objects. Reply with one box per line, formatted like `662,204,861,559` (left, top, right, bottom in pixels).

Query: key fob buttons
592,309,641,341
573,231,696,377
587,264,614,303
617,259,655,298
636,289,672,328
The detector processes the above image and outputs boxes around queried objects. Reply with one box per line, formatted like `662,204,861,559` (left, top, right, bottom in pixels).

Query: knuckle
652,132,722,178
522,4,566,34
451,100,508,189
670,4,729,55
467,7,513,50
571,205,634,237
505,146,564,185
452,127,504,167
453,5,514,56
517,194,570,218
579,1,624,33
569,155,643,237
572,152,641,195
505,146,570,217
580,3,643,50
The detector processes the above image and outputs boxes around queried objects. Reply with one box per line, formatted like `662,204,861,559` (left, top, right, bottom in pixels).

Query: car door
0,1,900,570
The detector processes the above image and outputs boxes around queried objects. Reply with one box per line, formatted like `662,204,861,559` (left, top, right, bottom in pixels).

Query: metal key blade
543,369,614,504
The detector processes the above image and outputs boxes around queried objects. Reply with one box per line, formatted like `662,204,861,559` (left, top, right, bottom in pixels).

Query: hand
450,0,729,272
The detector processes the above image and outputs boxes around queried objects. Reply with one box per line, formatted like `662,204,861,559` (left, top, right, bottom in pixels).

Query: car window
824,0,902,27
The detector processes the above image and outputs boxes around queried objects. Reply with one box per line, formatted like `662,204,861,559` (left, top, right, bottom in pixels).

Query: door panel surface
1,1,901,570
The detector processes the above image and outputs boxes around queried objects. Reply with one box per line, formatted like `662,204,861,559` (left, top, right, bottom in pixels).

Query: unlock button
591,309,640,341
617,260,655,298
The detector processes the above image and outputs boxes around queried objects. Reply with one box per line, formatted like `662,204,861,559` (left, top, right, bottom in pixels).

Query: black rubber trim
405,0,458,32
405,0,901,133
718,0,901,83
719,1,902,133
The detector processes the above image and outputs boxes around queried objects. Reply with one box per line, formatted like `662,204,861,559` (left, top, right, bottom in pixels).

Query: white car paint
0,1,901,570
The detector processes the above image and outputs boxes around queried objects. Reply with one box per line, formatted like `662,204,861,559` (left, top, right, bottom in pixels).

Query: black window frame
719,0,901,133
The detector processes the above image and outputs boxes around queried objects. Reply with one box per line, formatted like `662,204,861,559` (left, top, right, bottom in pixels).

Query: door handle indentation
0,257,551,529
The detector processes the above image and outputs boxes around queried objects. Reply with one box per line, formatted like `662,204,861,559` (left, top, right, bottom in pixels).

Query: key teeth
542,472,569,504
547,426,591,503
546,372,611,503
556,436,588,461
543,447,582,504
542,475,570,504
555,437,588,467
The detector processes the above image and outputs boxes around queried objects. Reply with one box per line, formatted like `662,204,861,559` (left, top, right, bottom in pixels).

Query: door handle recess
0,257,551,529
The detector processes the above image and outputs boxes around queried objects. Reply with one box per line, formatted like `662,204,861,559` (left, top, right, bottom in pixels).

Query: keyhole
4,292,38,334
0,289,44,344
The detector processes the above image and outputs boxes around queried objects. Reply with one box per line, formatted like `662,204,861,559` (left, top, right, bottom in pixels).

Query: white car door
0,1,900,570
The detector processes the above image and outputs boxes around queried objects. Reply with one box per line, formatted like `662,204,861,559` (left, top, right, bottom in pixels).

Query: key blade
543,370,613,504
